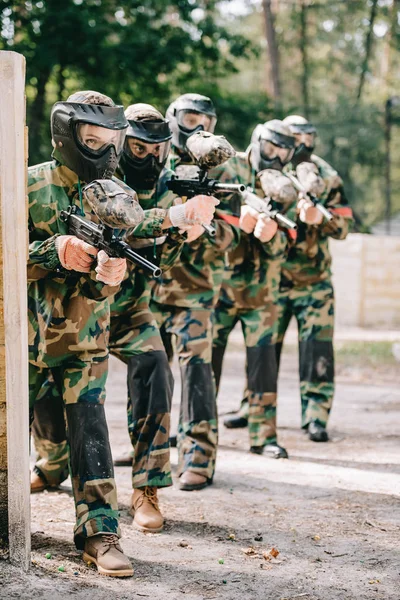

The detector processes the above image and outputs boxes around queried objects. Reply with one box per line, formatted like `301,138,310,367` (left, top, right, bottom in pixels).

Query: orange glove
95,250,127,286
239,205,258,234
56,235,98,273
298,198,323,225
169,195,219,228
185,223,205,243
253,215,278,243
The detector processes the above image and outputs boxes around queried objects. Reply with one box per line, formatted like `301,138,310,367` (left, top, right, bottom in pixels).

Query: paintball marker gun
60,206,162,278
243,189,297,230
286,172,333,222
167,131,245,237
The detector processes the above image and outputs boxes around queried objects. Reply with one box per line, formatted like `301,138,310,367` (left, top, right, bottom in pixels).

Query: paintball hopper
186,131,235,170
258,169,298,206
296,162,326,197
83,179,140,229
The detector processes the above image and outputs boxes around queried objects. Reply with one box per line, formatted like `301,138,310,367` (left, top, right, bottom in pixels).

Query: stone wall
330,234,400,328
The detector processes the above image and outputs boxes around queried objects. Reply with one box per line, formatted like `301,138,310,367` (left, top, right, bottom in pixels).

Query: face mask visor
294,132,316,149
260,140,294,165
75,123,126,157
177,110,216,133
125,137,171,164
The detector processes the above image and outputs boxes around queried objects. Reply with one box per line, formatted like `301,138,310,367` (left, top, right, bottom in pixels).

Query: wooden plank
0,51,30,570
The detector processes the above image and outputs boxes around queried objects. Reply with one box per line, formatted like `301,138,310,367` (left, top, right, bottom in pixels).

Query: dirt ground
1,326,400,600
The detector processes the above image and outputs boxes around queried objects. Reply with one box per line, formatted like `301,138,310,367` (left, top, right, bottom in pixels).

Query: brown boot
30,470,48,494
179,471,208,491
83,534,133,577
130,487,164,533
113,450,134,467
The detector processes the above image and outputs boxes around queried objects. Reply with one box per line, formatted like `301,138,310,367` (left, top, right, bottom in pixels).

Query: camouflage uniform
32,169,185,490
150,148,240,481
211,151,289,449
109,168,184,489
276,155,353,428
28,160,143,548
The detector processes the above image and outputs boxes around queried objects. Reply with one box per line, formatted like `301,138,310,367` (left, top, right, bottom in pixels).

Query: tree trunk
300,0,310,118
262,0,282,108
356,0,379,103
57,63,66,101
381,0,398,97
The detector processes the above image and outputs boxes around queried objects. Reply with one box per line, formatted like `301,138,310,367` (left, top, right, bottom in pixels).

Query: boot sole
131,519,163,533
113,460,133,467
30,485,48,494
223,419,248,429
129,509,164,533
82,552,134,577
178,479,210,492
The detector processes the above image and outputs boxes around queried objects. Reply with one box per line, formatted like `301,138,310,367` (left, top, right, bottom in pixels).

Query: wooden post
0,51,30,570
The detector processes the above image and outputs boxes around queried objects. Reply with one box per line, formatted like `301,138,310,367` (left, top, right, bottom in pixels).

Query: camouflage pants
277,280,335,428
32,304,174,490
109,295,173,489
150,301,217,482
32,374,69,486
29,358,120,550
212,299,279,448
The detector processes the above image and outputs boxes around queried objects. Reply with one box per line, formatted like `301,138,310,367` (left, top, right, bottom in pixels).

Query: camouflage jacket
212,151,289,310
151,147,241,310
282,155,354,287
28,160,144,368
111,168,185,314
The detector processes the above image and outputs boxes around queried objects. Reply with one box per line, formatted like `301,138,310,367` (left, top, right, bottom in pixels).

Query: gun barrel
287,172,333,222
275,212,297,230
202,223,216,237
118,243,162,278
213,182,245,193
315,203,333,221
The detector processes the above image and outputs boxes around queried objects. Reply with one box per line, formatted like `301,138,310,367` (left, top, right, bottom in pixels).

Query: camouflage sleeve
78,270,121,300
319,186,354,240
207,215,240,252
28,225,62,281
158,229,186,271
126,207,168,238
259,229,287,259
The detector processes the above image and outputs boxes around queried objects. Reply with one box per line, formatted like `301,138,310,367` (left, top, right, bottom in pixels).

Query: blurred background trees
1,0,399,230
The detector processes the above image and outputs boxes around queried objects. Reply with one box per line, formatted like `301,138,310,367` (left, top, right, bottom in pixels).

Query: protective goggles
76,122,126,156
177,109,216,133
125,137,172,163
261,140,294,164
293,132,316,148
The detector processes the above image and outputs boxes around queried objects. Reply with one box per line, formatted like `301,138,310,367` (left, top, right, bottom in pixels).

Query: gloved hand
298,197,324,225
95,250,127,286
56,235,98,273
169,194,219,228
253,215,278,242
239,205,258,234
185,223,205,243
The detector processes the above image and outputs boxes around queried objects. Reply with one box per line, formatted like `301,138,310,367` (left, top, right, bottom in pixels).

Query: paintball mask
282,115,317,166
250,120,295,173
120,103,172,190
51,93,128,183
166,93,217,153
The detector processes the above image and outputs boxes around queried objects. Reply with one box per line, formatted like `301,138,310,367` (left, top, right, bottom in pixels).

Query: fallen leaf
241,546,257,555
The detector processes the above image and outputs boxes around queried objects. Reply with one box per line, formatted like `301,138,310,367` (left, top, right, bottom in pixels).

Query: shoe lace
99,534,120,553
143,486,160,510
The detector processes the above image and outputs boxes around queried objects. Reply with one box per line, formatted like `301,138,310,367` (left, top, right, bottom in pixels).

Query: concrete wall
330,233,400,328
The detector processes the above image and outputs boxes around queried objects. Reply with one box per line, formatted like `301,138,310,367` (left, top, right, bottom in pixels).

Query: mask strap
251,168,256,191
77,179,85,215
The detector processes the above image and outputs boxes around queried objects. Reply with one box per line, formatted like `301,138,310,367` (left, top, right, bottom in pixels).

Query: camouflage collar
56,162,81,196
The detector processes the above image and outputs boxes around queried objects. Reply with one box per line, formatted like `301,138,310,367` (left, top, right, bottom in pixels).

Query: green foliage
0,0,255,163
